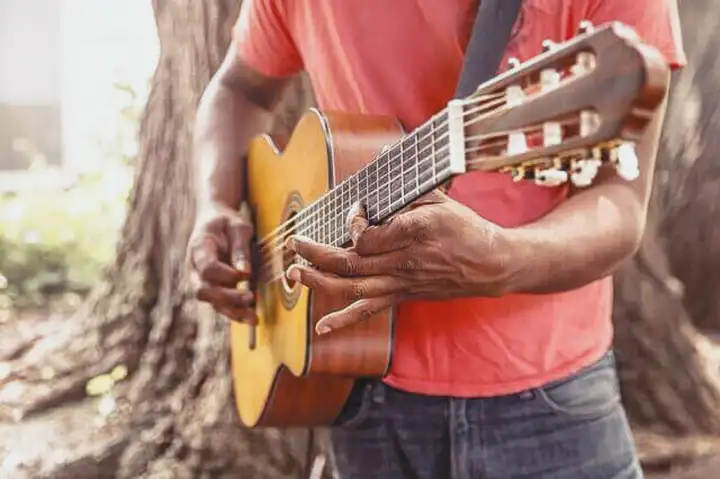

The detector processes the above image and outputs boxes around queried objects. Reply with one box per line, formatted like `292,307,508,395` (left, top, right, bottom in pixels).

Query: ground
2,306,720,479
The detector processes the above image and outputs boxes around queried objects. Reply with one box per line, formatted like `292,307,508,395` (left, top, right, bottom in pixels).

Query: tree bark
610,1,720,435
2,1,320,478
111,2,321,477
613,211,720,434
655,2,720,332
612,1,720,433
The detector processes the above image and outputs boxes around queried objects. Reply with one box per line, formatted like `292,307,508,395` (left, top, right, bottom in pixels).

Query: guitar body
231,109,403,427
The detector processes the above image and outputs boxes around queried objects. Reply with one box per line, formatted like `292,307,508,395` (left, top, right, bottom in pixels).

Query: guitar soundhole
282,211,298,292
279,192,304,310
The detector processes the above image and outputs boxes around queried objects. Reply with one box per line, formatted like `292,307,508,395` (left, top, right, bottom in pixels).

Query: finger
287,235,344,268
286,264,407,302
227,204,254,275
315,296,397,334
287,238,368,276
196,284,255,310
346,202,369,246
353,211,429,256
190,236,246,285
289,236,417,277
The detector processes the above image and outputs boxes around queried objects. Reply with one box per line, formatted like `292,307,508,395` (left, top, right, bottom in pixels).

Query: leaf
85,374,114,397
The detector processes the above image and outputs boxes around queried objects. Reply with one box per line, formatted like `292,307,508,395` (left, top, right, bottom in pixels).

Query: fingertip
284,236,296,252
285,265,301,282
315,321,332,335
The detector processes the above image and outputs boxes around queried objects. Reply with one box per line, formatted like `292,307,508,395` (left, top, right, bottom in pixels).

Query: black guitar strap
455,0,525,99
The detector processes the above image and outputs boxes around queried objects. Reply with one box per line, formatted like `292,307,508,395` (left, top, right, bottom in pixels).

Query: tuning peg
535,167,569,187
611,143,640,181
579,110,600,137
507,57,521,70
509,166,532,182
570,158,602,187
505,82,528,155
507,130,528,155
541,39,556,53
577,20,594,35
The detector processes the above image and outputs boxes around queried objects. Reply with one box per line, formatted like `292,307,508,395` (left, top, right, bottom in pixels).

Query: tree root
635,429,720,475
0,300,145,421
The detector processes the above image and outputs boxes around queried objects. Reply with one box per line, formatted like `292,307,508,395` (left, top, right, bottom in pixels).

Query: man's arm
503,81,670,294
188,44,292,321
194,43,290,212
283,80,671,333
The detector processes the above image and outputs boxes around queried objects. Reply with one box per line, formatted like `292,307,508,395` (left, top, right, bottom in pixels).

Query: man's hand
285,190,516,334
187,202,256,324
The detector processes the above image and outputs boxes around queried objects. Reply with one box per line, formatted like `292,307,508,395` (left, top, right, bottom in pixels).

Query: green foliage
0,79,142,309
0,163,133,308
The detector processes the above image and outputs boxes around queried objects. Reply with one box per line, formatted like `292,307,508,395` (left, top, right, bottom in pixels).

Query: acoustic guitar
230,21,670,428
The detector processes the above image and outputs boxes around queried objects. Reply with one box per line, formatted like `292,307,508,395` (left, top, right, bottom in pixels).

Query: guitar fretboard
294,111,453,247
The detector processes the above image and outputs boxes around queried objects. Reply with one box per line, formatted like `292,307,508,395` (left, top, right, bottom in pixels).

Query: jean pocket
536,351,621,419
331,380,379,429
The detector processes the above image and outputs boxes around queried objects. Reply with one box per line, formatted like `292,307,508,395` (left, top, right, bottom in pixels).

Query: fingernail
286,266,301,281
316,323,332,335
234,255,248,271
286,237,296,251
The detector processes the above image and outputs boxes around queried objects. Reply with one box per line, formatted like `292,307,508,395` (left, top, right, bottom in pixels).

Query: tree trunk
612,1,720,433
613,211,720,434
655,2,720,332
2,1,320,478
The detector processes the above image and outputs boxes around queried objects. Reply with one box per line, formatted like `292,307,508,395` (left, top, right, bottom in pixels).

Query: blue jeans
329,350,642,479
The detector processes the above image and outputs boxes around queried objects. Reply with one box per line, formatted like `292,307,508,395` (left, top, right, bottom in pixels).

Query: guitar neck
295,107,467,247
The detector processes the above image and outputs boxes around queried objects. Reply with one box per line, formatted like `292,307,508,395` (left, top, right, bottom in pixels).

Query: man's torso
235,0,684,397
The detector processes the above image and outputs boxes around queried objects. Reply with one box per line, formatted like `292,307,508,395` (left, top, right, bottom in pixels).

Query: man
187,1,685,477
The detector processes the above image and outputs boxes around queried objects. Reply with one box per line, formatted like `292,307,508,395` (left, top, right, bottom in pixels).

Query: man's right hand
187,202,256,323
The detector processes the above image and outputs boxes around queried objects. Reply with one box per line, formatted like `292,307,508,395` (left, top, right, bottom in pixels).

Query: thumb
346,202,369,246
228,203,254,276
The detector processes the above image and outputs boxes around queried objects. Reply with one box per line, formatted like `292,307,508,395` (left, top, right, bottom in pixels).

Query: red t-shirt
234,0,686,397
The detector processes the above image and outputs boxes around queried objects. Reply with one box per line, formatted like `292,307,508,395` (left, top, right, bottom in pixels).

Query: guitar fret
336,185,342,245
377,154,389,222
322,199,329,244
399,141,406,206
389,144,404,210
304,110,458,247
399,136,415,209
368,161,379,222
430,120,437,186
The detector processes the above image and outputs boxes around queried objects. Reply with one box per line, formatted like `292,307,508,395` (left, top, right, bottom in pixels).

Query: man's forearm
193,49,283,211
502,180,645,294
194,83,273,210
500,96,668,295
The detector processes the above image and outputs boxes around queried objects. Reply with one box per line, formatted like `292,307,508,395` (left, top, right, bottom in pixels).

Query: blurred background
1,1,720,478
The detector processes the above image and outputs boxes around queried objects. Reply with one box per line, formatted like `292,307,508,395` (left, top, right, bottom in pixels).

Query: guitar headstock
453,21,670,188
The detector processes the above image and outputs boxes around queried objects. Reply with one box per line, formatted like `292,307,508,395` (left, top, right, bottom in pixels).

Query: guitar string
258,118,583,282
254,67,582,276
255,93,509,254
254,91,508,250
256,63,576,255
258,113,560,260
255,119,566,281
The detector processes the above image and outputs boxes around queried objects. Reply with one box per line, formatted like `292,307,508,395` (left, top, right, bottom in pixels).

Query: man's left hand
285,190,516,334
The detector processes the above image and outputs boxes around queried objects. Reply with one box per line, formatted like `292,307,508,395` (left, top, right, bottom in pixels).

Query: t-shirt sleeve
232,0,303,77
585,0,686,70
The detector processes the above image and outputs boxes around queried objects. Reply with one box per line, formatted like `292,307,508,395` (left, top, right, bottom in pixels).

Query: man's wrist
486,226,541,296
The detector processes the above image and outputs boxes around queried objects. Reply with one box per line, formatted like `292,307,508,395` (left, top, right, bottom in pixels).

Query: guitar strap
454,0,525,99
438,0,523,193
